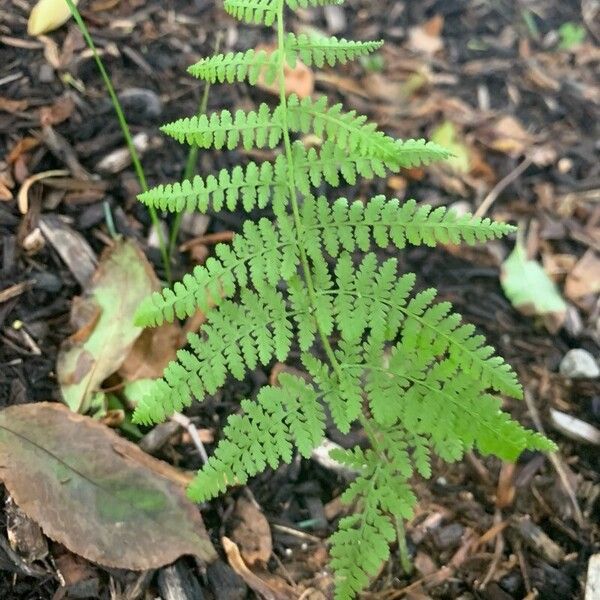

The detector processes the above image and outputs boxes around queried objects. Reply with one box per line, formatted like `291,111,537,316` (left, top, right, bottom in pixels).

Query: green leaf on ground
501,241,567,333
0,402,216,569
430,121,470,173
57,239,158,413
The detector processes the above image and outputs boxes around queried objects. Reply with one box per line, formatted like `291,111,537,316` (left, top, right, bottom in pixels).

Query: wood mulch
1,0,599,598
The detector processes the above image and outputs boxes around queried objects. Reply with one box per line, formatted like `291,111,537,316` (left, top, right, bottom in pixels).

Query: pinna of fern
132,1,556,598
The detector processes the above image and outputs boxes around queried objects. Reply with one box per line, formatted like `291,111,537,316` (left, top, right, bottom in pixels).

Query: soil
1,0,599,598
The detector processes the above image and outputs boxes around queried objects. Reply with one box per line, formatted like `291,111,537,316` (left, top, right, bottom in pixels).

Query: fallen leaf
119,322,182,382
230,497,272,566
0,403,216,569
7,137,40,165
564,250,600,301
407,15,444,56
0,97,28,113
501,241,567,333
39,95,75,126
28,0,79,36
256,44,314,98
488,116,533,157
57,239,157,413
430,121,470,174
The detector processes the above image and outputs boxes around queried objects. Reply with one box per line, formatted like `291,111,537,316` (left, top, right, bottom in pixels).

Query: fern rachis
133,2,556,598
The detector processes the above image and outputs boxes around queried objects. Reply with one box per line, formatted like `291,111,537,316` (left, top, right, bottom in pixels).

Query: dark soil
1,0,599,598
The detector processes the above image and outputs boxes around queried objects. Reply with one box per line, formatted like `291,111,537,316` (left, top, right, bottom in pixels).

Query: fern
133,2,556,598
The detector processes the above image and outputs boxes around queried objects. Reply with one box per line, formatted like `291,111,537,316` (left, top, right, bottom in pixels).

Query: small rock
38,64,55,83
550,409,600,445
559,349,599,379
586,554,600,600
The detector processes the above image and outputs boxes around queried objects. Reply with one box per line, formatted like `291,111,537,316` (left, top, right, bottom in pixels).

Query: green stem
169,32,223,257
275,0,342,381
394,515,413,575
64,0,171,281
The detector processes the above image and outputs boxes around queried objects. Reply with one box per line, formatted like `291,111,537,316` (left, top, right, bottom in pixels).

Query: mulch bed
1,0,599,598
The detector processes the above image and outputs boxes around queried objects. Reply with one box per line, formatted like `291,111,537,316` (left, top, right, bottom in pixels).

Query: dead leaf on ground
229,497,272,566
57,239,157,413
501,241,567,333
119,323,182,382
564,250,600,301
407,15,444,56
39,95,75,126
255,44,314,98
0,97,29,113
486,115,534,157
0,403,216,569
7,137,40,165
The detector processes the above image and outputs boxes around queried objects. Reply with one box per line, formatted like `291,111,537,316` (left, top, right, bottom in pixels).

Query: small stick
523,389,584,527
474,156,533,218
170,412,209,464
179,230,236,252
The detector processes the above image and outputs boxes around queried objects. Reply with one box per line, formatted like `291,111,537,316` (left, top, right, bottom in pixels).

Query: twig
474,156,533,218
523,389,584,527
479,508,504,589
179,230,236,252
170,412,209,464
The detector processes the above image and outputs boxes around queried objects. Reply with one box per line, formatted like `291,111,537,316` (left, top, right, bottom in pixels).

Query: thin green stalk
169,32,223,257
394,515,413,574
64,0,171,281
275,0,342,381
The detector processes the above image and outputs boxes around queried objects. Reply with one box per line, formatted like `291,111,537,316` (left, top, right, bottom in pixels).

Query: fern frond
286,95,452,164
188,48,280,84
366,340,554,460
138,156,290,214
187,373,324,501
301,195,516,257
135,218,298,327
160,104,283,150
285,33,382,68
329,446,416,599
286,0,344,8
321,253,523,398
223,0,277,25
133,287,300,425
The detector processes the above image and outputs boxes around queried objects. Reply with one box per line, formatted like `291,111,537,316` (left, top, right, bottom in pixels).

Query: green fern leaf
286,0,344,8
300,195,516,257
187,374,325,501
134,218,298,327
223,0,277,25
188,48,281,84
133,287,301,425
326,253,523,399
285,33,382,68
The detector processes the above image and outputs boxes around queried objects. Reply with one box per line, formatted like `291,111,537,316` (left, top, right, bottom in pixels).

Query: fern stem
275,0,344,383
64,0,171,282
169,32,223,257
394,515,413,574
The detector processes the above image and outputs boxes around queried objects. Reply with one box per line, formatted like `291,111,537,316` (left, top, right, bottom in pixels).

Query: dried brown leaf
229,497,272,566
0,403,216,569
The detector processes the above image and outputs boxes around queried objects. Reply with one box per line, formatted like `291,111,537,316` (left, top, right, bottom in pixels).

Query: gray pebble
559,349,599,379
